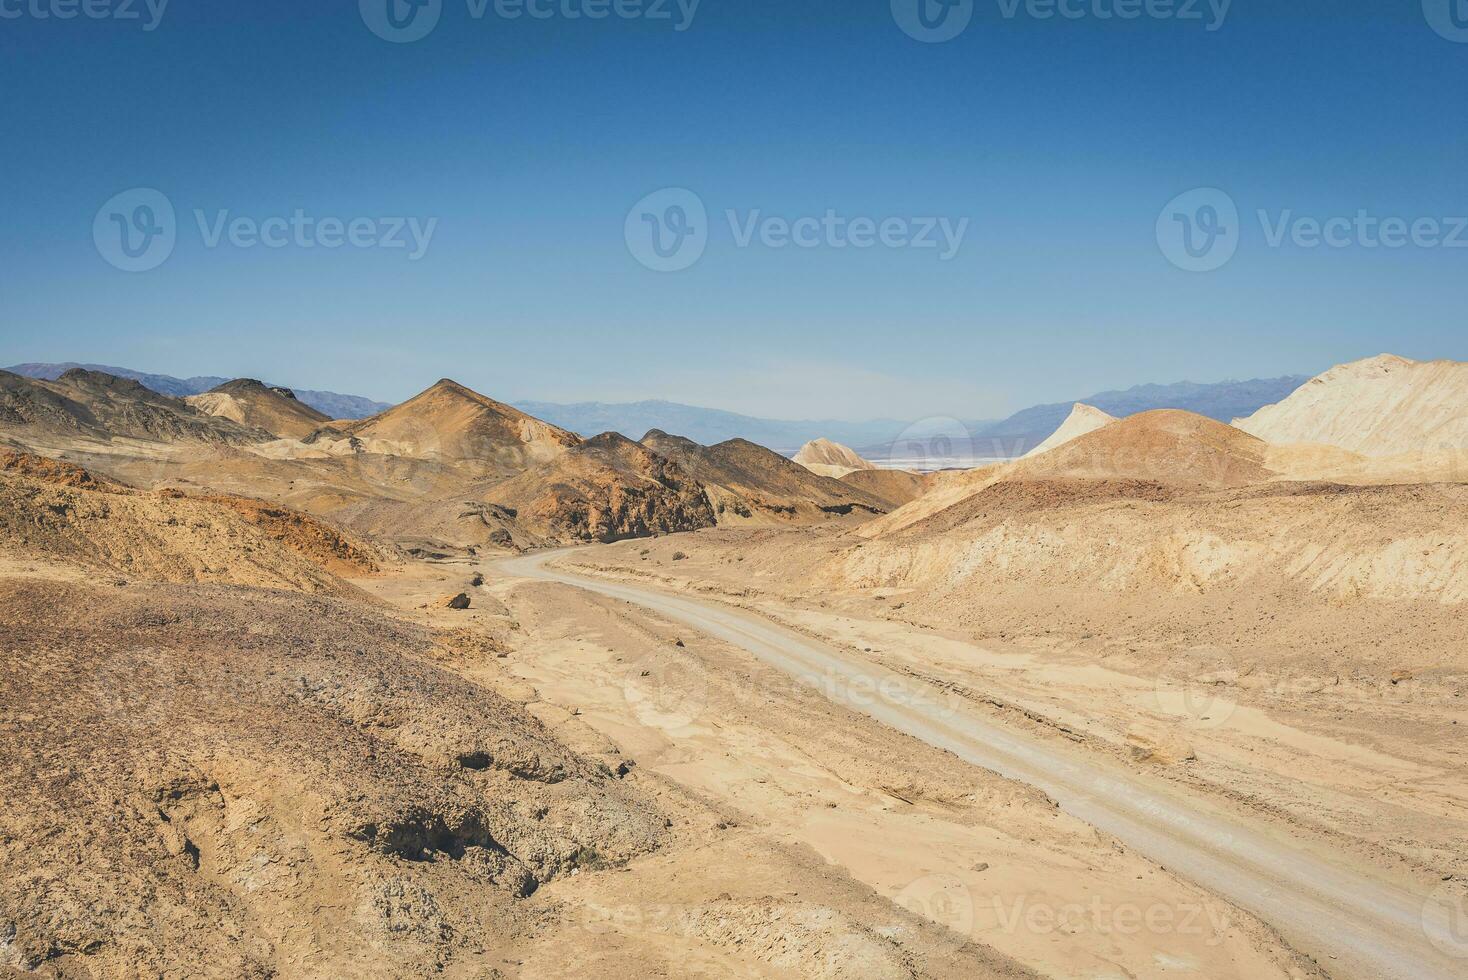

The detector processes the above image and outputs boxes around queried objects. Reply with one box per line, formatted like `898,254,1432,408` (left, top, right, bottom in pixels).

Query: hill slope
978,375,1309,455
342,379,580,472
793,438,876,478
6,361,390,418
1022,403,1116,458
1235,354,1468,457
642,430,891,522
487,432,717,542
0,369,268,446
187,379,334,440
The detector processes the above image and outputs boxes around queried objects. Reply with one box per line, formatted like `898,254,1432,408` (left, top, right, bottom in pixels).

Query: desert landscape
0,354,1464,979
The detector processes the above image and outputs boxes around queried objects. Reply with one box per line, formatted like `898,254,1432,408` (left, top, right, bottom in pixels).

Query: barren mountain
1021,403,1115,458
1235,354,1468,457
977,374,1310,454
1010,409,1273,487
341,379,580,472
0,369,267,446
488,432,717,542
793,438,877,478
187,378,335,440
861,410,1272,538
6,361,392,418
641,430,890,523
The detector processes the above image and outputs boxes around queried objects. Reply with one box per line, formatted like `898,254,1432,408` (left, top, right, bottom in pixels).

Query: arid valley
0,355,1464,979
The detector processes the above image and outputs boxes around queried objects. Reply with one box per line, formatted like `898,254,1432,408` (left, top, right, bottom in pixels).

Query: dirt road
497,548,1465,980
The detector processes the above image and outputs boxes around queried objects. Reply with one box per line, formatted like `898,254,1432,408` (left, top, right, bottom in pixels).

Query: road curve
496,548,1464,980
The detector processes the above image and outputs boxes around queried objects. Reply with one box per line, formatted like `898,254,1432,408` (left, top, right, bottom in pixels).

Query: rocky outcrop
488,432,717,542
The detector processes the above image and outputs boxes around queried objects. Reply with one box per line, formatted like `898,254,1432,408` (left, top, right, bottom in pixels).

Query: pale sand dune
1235,353,1468,457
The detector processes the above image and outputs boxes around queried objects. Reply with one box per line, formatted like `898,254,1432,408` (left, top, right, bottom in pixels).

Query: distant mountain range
969,375,1312,457
4,363,393,420
5,361,1312,456
510,400,968,454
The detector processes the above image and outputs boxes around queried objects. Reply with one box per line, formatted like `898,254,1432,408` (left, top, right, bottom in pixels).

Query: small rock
442,593,471,610
972,862,990,872
674,639,685,648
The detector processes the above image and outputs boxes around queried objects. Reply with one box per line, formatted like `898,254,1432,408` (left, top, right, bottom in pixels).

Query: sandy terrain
359,554,1325,980
562,527,1467,975
4,355,1467,978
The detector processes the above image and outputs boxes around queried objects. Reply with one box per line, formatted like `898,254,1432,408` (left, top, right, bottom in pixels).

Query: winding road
497,548,1465,980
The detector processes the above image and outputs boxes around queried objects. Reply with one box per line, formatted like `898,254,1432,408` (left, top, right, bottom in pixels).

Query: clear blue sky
1,0,1465,420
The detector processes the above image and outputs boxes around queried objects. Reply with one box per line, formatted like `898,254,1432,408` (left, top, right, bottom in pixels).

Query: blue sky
1,0,1465,419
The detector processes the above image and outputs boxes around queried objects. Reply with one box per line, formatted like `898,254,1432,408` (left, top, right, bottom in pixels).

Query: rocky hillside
0,580,665,977
0,369,268,446
642,430,892,522
1235,354,1468,457
340,379,580,472
0,452,378,594
187,378,335,440
488,432,717,543
5,361,391,418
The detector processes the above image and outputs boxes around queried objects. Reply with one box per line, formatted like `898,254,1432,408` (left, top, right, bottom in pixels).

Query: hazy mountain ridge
5,363,391,420
512,399,954,453
9,362,1311,456
973,375,1311,455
